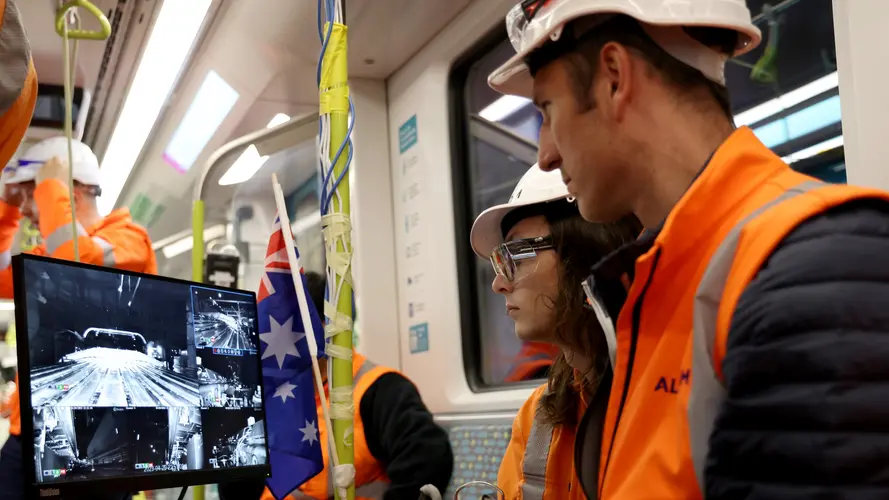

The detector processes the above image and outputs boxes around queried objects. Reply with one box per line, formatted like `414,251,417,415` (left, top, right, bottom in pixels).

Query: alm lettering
654,369,690,393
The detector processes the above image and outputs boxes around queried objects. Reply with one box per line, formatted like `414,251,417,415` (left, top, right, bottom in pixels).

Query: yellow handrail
55,0,111,41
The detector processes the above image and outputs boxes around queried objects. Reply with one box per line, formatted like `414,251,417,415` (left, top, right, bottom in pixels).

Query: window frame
449,25,545,392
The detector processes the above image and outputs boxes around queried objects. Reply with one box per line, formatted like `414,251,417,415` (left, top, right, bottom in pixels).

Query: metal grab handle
453,481,505,500
55,0,111,40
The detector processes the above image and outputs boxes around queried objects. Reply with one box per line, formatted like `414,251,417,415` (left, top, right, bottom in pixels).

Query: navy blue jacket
705,199,889,498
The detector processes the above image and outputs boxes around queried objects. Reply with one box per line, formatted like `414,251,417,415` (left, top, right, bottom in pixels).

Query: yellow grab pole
320,19,354,500
192,200,205,282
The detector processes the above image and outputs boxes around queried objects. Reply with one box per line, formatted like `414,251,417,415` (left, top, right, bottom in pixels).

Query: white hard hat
489,0,762,98
4,137,101,186
470,165,570,258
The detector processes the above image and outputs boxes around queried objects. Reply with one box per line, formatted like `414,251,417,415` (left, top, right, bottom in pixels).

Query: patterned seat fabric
444,424,512,498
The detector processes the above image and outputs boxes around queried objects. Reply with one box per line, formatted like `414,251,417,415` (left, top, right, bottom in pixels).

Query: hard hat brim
4,169,36,185
488,4,762,98
470,190,567,259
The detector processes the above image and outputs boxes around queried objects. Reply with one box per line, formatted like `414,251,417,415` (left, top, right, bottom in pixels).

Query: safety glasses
490,235,554,283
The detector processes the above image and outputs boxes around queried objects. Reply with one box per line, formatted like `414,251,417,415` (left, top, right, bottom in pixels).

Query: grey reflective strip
520,415,554,500
0,249,10,271
0,1,31,115
45,222,87,255
688,180,823,489
354,358,376,382
91,235,116,267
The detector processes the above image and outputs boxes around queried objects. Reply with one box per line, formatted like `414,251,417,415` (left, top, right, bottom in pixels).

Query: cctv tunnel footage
197,349,261,409
32,406,205,482
192,287,258,353
203,408,267,469
16,256,269,484
24,261,200,408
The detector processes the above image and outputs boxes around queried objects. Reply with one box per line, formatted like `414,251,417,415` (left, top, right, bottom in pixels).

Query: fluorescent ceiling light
782,135,844,164
98,0,213,216
161,224,227,259
480,95,531,122
163,70,240,173
735,71,839,127
0,301,13,311
267,113,291,128
218,145,269,186
217,114,288,186
752,95,841,149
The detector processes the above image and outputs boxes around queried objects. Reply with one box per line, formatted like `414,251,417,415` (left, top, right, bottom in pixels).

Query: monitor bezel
13,253,272,497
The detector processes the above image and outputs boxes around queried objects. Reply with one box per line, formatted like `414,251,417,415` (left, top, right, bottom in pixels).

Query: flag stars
300,420,318,446
273,381,297,403
260,315,306,369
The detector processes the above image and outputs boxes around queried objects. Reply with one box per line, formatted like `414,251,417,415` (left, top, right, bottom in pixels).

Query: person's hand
35,156,69,186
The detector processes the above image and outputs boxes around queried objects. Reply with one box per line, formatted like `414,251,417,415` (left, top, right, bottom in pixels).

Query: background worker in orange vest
489,0,889,498
218,271,453,500
0,136,156,500
502,341,559,382
471,165,640,499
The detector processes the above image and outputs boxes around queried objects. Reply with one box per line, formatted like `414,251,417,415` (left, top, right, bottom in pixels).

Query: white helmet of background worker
488,0,763,98
5,136,101,188
470,164,570,258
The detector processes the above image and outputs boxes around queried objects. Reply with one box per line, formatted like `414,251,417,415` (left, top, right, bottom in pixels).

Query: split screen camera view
21,257,267,484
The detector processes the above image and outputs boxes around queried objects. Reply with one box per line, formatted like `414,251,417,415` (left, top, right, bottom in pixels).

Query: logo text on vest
654,369,690,394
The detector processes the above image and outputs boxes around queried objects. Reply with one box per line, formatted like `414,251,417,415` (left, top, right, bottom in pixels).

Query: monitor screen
13,254,269,493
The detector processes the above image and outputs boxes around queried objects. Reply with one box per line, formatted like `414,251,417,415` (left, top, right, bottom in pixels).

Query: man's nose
537,126,561,172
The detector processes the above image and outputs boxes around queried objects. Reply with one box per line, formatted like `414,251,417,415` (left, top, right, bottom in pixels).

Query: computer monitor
12,254,270,497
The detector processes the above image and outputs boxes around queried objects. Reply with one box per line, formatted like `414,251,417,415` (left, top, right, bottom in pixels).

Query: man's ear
597,41,636,122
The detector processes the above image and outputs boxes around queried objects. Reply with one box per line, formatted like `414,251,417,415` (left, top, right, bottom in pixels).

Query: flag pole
270,174,348,499
318,0,355,499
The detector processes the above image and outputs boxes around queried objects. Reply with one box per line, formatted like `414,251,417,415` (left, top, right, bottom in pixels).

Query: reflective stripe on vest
521,394,555,500
44,221,86,254
688,179,823,488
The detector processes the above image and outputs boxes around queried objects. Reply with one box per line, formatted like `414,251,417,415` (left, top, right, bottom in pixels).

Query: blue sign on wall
399,115,418,154
409,322,429,354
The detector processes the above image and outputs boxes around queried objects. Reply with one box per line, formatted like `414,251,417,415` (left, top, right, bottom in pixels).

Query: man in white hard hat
0,136,157,293
489,1,889,498
0,137,154,500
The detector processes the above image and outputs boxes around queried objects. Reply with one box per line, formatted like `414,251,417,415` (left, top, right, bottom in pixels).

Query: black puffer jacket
705,199,889,499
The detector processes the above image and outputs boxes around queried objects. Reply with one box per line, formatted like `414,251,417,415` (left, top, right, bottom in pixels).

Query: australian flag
258,215,326,499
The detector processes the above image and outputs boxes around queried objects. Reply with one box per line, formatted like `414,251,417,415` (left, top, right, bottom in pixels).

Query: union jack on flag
258,215,326,499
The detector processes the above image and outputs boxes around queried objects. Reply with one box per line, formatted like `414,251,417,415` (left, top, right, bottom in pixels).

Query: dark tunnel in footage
24,260,201,408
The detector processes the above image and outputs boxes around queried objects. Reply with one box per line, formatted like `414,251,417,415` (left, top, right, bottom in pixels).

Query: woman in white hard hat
471,165,639,500
488,1,889,498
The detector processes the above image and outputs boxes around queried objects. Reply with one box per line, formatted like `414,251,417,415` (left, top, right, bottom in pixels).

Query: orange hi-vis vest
587,126,889,498
0,179,157,436
499,383,588,500
262,353,398,500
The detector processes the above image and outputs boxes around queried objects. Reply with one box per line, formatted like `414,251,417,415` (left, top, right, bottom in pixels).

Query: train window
452,32,547,388
451,0,843,389
729,0,843,182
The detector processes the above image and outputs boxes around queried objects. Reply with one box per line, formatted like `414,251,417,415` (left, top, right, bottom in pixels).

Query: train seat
443,423,512,497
